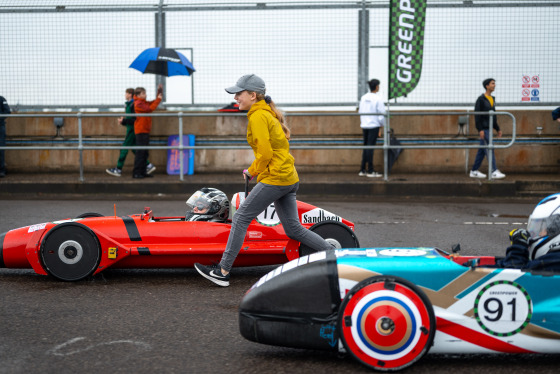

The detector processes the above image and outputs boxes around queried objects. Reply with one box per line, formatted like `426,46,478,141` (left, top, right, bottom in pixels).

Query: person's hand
509,229,530,246
479,130,485,139
497,130,503,138
118,117,123,124
157,84,163,100
243,169,253,181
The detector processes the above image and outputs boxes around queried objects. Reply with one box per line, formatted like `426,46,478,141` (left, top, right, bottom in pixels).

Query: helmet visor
186,191,210,214
528,216,548,238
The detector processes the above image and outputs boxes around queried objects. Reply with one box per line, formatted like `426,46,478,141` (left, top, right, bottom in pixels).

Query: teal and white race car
239,246,560,371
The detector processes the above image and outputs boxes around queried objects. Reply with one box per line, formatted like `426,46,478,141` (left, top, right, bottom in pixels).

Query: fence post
155,0,166,99
488,110,494,180
179,112,184,181
357,0,369,100
78,112,84,182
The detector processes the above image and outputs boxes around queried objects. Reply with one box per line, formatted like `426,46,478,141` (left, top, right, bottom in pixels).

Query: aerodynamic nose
239,250,341,350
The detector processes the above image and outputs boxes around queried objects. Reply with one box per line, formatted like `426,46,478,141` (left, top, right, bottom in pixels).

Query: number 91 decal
474,280,532,337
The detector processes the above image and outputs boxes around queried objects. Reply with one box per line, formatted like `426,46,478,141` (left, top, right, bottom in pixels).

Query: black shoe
194,263,230,287
0,171,5,178
133,174,145,179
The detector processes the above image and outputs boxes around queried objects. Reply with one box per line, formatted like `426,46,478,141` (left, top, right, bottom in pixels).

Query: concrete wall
5,110,559,174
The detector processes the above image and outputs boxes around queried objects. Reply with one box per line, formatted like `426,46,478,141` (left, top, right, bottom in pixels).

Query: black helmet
185,187,230,222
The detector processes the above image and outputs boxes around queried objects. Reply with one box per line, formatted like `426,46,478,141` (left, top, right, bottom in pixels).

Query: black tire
40,223,101,281
338,276,436,371
75,212,104,219
299,221,359,257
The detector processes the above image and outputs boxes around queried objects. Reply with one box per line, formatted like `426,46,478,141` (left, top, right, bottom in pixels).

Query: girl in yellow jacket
195,74,332,286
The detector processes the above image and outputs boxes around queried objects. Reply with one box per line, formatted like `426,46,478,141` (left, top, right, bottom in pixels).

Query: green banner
388,0,427,100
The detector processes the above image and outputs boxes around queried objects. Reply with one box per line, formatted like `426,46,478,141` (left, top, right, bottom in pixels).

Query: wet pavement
0,170,558,200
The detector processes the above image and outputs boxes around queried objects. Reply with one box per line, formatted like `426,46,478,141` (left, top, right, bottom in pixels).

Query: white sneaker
106,167,122,177
146,163,156,175
469,170,486,178
492,170,506,179
358,171,366,176
367,172,382,178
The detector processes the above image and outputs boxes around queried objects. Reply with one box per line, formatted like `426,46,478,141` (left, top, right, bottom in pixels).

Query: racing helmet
527,193,560,259
185,187,230,222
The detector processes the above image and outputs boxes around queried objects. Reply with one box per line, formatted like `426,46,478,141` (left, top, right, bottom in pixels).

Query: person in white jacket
358,79,386,177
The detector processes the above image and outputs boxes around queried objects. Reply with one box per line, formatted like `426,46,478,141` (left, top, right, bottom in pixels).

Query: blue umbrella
129,48,195,77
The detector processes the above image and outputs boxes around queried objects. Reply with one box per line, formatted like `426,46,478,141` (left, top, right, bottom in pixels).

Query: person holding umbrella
132,85,162,179
194,74,333,287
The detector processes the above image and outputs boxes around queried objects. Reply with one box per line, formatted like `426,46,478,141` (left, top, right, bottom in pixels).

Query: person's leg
218,183,287,272
273,183,332,252
369,129,379,173
133,133,148,176
360,129,368,172
363,129,374,173
117,127,135,169
471,132,488,171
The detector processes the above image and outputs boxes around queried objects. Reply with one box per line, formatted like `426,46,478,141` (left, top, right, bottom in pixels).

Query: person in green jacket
194,74,332,287
106,88,155,177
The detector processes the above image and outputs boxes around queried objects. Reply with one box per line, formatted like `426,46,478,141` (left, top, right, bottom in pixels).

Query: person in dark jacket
469,78,506,179
106,88,155,177
552,107,560,123
0,96,11,178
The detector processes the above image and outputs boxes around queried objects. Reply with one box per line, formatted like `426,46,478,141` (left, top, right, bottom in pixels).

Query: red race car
0,187,359,281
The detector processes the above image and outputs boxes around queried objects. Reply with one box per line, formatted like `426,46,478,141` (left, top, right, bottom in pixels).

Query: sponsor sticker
378,248,428,257
474,280,532,337
336,249,369,257
301,208,341,224
28,223,47,233
248,231,262,239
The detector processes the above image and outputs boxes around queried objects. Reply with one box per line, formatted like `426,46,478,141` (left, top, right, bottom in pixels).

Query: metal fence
1,0,559,109
1,110,517,182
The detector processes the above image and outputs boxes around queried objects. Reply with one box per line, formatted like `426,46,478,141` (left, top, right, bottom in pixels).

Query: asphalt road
2,197,560,373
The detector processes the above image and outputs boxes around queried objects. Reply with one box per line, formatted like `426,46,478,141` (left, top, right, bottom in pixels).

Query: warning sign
521,74,540,102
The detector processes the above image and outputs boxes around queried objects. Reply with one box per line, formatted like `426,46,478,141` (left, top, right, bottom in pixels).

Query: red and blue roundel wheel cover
339,277,434,371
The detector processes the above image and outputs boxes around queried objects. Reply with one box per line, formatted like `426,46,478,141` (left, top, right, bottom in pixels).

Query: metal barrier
0,110,516,182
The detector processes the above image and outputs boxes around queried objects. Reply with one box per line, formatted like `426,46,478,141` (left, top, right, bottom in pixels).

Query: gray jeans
219,182,332,272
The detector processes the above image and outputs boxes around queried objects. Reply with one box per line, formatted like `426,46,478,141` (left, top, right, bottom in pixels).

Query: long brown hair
255,93,290,140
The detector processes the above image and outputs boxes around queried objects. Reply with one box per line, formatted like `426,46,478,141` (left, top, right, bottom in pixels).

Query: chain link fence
1,0,559,110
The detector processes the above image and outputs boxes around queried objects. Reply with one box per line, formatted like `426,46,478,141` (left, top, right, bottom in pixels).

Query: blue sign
531,89,540,96
167,134,195,175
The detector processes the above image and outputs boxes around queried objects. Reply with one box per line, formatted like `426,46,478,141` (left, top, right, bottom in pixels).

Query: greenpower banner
388,0,427,100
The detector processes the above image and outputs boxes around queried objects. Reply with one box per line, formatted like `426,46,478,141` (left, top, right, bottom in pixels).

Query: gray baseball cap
225,74,266,94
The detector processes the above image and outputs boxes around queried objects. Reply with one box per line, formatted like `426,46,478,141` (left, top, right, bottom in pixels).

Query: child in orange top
132,86,162,178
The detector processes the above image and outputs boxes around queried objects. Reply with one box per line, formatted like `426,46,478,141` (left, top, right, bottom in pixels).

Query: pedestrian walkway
0,171,558,200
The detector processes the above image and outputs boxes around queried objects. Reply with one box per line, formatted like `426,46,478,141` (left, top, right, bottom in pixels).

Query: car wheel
299,221,359,257
338,276,435,371
75,212,104,218
40,223,101,281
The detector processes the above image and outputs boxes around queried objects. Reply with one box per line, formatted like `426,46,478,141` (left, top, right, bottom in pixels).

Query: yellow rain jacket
246,100,299,185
